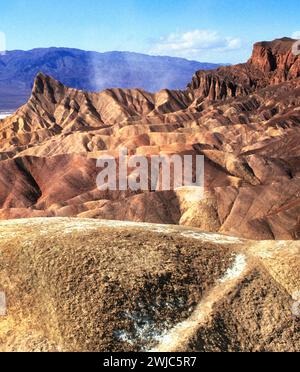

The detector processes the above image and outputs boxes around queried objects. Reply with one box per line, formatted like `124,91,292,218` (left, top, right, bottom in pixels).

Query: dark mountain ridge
0,47,222,111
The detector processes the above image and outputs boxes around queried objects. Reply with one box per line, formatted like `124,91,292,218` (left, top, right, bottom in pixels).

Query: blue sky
0,0,299,63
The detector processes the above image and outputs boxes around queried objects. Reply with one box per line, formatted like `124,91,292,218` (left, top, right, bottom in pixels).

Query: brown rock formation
249,38,300,82
0,38,300,240
189,37,300,100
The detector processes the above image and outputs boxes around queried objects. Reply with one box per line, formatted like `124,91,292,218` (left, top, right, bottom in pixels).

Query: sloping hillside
0,218,299,352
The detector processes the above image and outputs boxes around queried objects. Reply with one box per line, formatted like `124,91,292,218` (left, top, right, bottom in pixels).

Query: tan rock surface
0,218,299,352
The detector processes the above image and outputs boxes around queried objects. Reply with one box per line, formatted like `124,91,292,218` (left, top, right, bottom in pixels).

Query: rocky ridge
0,38,300,239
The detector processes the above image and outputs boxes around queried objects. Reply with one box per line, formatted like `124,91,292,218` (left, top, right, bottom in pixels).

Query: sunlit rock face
0,38,300,240
189,37,300,98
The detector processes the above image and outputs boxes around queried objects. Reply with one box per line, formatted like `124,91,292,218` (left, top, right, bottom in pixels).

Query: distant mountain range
0,48,222,111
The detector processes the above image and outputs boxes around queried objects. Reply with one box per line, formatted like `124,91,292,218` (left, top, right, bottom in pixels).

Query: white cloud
150,29,243,59
292,31,300,40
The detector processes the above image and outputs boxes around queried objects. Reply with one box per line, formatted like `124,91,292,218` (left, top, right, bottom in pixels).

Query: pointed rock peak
32,72,64,95
31,73,67,106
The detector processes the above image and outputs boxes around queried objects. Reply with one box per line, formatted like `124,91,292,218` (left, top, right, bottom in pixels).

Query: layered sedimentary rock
0,38,300,239
189,37,300,100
